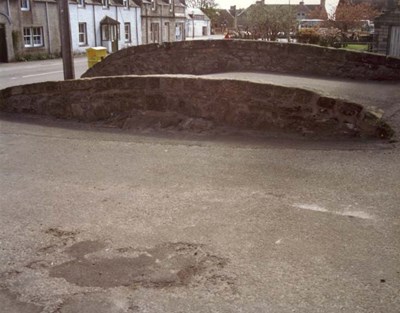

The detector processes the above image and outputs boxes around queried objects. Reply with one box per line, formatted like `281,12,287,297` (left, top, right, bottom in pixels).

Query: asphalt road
1,52,400,313
0,57,88,89
0,115,399,313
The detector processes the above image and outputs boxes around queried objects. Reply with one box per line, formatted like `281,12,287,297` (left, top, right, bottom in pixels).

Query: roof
214,9,235,23
100,15,120,25
186,8,210,20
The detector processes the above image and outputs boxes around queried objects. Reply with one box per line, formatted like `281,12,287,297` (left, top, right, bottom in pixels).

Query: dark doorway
100,16,120,53
0,24,8,62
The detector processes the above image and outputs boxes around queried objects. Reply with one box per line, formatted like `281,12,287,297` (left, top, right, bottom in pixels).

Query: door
110,24,118,53
164,22,170,42
0,24,8,62
150,23,159,43
389,26,400,57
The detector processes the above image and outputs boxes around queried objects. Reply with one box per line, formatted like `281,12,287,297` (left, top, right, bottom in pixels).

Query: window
77,0,85,7
21,0,30,11
102,0,109,9
23,27,43,47
78,23,87,46
151,0,156,11
124,23,131,42
123,0,129,9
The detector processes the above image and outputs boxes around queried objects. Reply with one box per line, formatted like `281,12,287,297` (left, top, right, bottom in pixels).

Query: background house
69,0,141,54
186,8,211,38
138,0,186,44
373,1,400,56
210,9,234,34
0,0,61,62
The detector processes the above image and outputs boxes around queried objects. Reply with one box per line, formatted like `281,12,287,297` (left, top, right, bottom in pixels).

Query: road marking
293,204,328,213
22,71,63,78
292,203,374,220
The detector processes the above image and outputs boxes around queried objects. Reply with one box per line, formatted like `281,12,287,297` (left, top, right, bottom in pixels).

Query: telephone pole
58,0,75,80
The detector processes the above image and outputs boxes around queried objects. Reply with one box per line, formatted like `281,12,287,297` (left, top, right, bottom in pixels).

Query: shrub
296,28,320,44
318,28,342,47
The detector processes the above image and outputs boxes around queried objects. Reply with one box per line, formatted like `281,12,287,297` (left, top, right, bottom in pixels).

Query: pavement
0,114,399,313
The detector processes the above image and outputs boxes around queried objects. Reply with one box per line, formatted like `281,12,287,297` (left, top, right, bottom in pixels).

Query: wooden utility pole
58,0,75,80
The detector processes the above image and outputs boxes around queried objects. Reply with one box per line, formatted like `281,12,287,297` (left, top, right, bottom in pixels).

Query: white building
69,0,141,54
186,8,211,39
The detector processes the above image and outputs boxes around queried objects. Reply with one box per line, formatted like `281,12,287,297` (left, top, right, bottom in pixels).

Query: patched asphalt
0,115,399,312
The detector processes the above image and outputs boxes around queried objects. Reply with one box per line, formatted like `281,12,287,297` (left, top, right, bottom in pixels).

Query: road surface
0,114,399,313
1,52,400,313
0,57,88,89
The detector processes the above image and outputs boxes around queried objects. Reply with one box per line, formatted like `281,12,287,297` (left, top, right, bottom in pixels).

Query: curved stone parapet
0,76,394,139
82,40,400,81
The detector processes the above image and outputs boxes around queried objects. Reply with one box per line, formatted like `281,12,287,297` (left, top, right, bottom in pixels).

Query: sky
215,0,341,14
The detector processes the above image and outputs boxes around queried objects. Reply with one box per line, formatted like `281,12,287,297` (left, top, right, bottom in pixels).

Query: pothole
50,241,232,289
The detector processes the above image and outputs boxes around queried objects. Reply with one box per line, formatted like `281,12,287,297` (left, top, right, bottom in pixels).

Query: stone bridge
1,40,399,140
0,75,393,139
82,40,400,81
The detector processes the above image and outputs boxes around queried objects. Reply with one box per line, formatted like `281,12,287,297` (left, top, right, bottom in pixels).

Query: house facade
0,0,187,63
139,0,186,44
69,0,141,54
186,8,210,38
0,0,61,62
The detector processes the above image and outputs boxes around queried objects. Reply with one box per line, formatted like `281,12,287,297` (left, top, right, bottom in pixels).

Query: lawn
342,44,369,52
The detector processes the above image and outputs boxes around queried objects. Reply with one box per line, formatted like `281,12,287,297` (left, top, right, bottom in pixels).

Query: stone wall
0,76,393,139
82,40,400,81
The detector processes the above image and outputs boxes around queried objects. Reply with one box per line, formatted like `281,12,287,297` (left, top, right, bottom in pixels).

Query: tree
331,1,380,32
307,6,328,20
242,4,296,41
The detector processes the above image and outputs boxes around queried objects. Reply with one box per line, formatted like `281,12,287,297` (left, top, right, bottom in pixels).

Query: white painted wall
185,9,211,39
186,18,210,38
69,4,141,54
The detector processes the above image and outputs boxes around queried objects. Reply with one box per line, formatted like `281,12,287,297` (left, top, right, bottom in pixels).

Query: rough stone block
337,102,363,117
317,97,336,109
145,94,167,112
